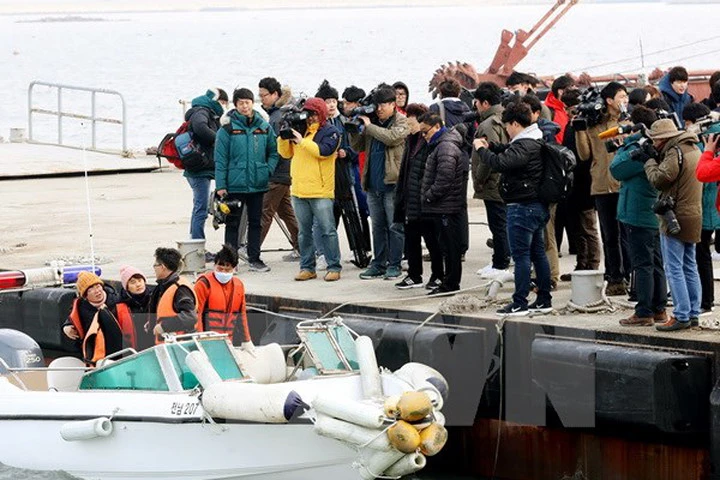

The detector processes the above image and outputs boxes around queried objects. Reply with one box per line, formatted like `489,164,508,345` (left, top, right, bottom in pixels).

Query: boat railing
27,80,129,154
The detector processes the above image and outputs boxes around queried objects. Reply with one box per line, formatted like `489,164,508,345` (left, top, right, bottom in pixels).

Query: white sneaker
316,254,328,271
481,267,510,279
237,245,248,264
713,252,720,262
476,263,493,276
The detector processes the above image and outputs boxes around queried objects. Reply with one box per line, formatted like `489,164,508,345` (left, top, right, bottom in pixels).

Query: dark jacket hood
191,92,224,117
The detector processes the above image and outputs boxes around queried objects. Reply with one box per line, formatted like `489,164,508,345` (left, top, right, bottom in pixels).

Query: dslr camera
343,91,377,134
571,87,605,131
278,98,309,140
652,196,681,235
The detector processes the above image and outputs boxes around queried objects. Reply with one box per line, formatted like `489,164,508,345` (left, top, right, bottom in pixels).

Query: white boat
0,318,449,480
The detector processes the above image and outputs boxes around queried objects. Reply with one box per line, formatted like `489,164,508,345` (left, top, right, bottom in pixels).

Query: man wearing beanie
278,97,342,282
62,271,124,364
350,84,410,280
184,88,229,247
147,247,201,339
117,265,155,351
316,80,366,264
215,87,279,273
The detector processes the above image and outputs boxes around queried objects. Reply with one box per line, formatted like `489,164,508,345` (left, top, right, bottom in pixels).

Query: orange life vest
68,299,124,365
156,277,201,344
196,272,247,343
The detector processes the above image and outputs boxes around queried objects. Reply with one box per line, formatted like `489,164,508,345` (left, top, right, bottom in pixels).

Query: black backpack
537,141,576,204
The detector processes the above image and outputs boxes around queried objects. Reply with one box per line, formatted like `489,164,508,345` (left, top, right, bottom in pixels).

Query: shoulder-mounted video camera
571,87,605,131
343,90,378,134
278,97,308,140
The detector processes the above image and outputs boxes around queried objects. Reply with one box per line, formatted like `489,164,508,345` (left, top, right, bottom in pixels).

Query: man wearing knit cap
184,88,229,247
62,271,124,364
644,118,703,331
278,97,342,282
215,87,279,273
350,84,410,280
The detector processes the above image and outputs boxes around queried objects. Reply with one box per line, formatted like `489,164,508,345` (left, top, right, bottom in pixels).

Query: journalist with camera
642,118,703,331
277,97,343,282
609,106,667,327
575,81,631,296
349,85,410,280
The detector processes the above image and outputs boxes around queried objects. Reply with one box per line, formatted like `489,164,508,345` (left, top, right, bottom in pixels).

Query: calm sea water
0,3,717,479
0,3,717,150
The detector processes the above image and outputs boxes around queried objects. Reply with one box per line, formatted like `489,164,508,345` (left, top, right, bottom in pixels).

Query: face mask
214,271,234,284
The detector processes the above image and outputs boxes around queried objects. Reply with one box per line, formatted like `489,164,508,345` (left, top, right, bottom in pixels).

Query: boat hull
0,419,358,480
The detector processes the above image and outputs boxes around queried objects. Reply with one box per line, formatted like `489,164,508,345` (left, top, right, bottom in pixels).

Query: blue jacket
214,110,279,194
659,74,692,121
609,134,659,229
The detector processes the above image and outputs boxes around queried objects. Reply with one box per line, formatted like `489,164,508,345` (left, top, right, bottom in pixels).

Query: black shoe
427,285,458,296
395,276,424,290
560,273,572,282
656,317,692,331
691,317,699,327
425,277,443,290
248,260,271,272
496,302,529,316
528,300,553,314
486,238,494,249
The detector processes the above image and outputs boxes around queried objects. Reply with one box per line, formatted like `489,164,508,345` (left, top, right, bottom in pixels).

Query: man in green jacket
214,88,279,273
609,106,667,327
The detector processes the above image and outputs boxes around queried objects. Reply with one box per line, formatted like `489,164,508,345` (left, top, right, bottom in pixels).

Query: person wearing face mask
117,265,155,351
194,244,253,349
62,271,124,365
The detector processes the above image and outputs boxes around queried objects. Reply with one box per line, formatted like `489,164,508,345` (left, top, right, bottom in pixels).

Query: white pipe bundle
314,414,391,451
355,336,383,400
384,452,427,477
313,396,385,429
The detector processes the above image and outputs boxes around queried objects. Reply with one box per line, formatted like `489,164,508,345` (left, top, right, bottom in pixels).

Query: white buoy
203,382,301,423
355,336,383,400
313,396,385,429
570,270,605,305
358,449,405,480
384,452,427,477
60,417,113,441
185,350,221,388
314,414,391,451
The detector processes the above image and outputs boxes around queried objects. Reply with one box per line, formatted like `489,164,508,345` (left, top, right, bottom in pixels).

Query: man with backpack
183,88,228,245
474,102,552,316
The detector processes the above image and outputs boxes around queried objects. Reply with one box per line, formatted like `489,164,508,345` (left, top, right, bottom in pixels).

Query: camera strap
666,145,684,201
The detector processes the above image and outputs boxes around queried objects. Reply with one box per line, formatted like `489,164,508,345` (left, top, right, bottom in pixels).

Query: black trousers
594,193,631,283
627,225,667,317
697,229,715,311
484,200,510,269
434,212,463,290
225,192,264,262
405,219,444,282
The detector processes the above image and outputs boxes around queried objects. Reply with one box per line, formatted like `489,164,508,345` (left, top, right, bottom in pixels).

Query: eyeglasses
153,263,161,268
259,92,271,99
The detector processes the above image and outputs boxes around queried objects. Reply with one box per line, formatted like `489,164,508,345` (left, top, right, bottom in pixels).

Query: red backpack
156,121,190,169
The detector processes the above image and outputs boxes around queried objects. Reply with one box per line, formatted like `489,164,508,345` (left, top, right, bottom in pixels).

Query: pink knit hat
119,265,146,290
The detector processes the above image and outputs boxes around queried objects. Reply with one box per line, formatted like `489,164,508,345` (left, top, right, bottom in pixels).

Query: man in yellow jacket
278,98,342,281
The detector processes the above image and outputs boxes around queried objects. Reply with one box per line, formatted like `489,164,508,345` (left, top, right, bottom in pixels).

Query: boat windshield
166,338,243,390
300,321,359,373
79,337,243,391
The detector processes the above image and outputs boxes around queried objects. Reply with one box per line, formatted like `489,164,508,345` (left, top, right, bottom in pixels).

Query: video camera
343,92,377,134
689,112,720,140
278,97,308,140
210,195,242,230
571,87,605,131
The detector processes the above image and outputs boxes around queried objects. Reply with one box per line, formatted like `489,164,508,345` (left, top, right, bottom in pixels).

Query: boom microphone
598,123,644,140
598,126,620,140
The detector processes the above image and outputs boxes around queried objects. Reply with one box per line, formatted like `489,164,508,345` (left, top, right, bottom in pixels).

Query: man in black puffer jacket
419,112,469,295
474,102,552,316
394,104,444,290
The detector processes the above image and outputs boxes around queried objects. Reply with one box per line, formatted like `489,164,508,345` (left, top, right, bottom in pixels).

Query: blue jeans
186,177,211,239
292,197,341,273
366,189,404,270
507,202,551,307
660,234,701,321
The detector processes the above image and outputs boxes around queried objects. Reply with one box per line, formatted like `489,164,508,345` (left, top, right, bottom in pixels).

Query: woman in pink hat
117,265,155,351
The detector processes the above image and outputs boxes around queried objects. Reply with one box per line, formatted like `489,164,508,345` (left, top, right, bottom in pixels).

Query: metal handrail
28,80,128,153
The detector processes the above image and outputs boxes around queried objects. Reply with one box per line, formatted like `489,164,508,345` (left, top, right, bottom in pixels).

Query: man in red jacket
544,75,575,144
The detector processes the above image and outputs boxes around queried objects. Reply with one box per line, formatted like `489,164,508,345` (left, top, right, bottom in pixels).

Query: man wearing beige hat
62,271,124,364
644,118,703,331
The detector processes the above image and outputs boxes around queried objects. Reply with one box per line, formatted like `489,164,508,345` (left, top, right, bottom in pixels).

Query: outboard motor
0,328,44,373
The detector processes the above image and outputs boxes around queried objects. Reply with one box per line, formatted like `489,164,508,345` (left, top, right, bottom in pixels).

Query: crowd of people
63,68,720,361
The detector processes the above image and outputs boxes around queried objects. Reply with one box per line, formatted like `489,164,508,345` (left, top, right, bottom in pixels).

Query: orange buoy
387,420,421,453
